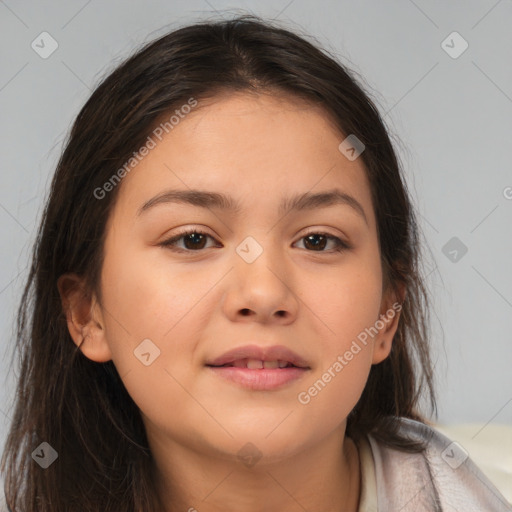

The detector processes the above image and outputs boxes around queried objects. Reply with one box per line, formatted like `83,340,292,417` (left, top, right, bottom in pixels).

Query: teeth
246,359,264,369
242,359,291,369
227,359,293,369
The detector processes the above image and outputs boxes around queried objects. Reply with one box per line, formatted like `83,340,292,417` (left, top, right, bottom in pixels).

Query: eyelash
160,228,351,254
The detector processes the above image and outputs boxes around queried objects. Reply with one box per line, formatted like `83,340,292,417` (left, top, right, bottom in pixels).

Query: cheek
294,254,382,420
97,237,191,365
97,243,213,428
295,269,381,429
307,256,383,349
100,235,211,337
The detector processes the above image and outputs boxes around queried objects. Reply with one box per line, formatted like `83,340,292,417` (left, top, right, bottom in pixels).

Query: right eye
159,229,221,252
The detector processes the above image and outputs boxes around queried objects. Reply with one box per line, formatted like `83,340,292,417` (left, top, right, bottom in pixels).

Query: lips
206,344,310,369
206,344,310,390
216,358,295,369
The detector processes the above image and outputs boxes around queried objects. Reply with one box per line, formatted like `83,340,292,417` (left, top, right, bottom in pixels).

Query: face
62,91,401,465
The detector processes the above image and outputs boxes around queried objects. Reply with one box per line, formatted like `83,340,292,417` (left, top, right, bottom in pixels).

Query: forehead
112,91,375,226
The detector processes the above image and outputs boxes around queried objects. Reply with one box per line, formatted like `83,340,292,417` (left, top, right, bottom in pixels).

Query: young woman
2,14,510,512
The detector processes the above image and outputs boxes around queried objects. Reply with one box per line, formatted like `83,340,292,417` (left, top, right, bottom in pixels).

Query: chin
202,429,309,468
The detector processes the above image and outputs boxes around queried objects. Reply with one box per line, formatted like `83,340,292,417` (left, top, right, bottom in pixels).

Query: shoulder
366,416,512,512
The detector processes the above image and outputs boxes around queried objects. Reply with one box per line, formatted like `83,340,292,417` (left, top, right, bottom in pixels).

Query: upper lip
206,344,310,369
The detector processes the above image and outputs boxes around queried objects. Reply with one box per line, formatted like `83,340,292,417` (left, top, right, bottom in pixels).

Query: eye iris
184,232,207,250
304,234,327,251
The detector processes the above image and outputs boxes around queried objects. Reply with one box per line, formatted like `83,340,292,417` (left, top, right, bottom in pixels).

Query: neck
150,427,361,512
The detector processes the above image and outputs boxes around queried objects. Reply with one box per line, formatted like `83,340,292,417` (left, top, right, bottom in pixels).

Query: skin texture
59,91,403,512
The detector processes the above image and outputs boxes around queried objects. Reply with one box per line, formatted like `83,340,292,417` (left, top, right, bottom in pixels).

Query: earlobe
57,273,112,363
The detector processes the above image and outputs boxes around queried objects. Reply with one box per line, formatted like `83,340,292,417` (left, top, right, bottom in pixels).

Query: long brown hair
1,14,437,511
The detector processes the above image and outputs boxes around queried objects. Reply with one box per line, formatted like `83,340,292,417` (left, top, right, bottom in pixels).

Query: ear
57,273,112,363
371,282,406,365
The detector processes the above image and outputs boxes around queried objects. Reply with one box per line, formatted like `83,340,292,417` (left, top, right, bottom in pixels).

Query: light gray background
1,0,511,467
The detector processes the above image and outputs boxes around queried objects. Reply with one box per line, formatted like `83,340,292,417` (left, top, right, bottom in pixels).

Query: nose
222,240,299,324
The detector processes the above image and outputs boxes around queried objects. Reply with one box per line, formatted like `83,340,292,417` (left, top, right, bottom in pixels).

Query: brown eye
181,232,208,250
160,230,219,252
303,234,328,251
295,232,350,253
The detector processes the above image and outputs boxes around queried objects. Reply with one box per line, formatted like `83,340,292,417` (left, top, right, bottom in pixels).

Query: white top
357,435,378,511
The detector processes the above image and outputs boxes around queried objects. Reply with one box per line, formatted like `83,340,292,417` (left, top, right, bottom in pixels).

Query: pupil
184,233,206,250
305,234,326,251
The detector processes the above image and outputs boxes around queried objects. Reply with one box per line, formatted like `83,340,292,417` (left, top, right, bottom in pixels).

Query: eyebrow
138,188,368,225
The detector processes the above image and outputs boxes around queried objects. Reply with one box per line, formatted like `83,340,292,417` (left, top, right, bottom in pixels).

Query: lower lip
206,366,309,390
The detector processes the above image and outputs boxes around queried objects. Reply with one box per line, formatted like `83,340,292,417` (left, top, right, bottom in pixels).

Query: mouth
205,345,311,390
207,358,304,369
205,344,310,370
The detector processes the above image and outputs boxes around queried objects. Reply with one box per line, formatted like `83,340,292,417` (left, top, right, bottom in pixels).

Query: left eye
295,232,350,252
160,230,350,253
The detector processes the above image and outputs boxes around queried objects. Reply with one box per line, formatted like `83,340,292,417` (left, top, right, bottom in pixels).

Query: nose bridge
235,233,286,282
226,233,298,321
